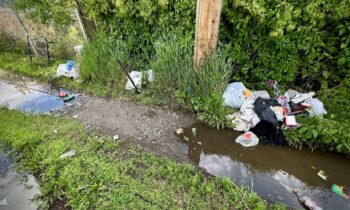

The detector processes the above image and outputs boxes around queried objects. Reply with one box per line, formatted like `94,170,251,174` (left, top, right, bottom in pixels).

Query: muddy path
52,95,196,162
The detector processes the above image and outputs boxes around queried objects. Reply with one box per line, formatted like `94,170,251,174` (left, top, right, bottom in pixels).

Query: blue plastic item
66,60,75,71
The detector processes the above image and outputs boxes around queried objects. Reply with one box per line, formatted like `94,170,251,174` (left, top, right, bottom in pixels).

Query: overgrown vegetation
0,108,285,209
2,0,350,153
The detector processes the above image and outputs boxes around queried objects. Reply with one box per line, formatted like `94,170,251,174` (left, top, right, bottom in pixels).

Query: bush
80,35,129,89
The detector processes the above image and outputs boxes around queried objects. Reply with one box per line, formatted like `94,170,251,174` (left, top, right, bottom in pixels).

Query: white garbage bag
125,70,154,91
125,71,142,90
235,131,259,147
56,64,79,80
305,98,327,116
223,82,246,108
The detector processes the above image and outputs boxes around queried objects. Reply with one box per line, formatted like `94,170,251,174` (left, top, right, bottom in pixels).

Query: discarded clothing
305,98,327,116
223,82,246,108
235,131,259,147
227,95,260,132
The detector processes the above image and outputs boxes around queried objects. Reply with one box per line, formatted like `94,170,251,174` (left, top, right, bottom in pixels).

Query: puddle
0,151,40,210
179,124,350,209
0,69,64,113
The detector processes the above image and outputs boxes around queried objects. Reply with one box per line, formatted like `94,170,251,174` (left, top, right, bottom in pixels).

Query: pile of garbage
57,60,80,80
223,81,327,147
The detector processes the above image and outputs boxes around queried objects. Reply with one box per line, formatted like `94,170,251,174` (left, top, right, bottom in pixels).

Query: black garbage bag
251,97,286,146
253,97,280,127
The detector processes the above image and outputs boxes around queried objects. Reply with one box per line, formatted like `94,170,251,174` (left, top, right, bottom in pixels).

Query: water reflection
181,124,350,209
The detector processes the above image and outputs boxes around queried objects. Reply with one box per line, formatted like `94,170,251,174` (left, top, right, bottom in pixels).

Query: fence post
193,0,223,68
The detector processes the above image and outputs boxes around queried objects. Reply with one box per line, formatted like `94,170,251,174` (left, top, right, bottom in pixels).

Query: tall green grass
80,35,130,89
151,36,233,128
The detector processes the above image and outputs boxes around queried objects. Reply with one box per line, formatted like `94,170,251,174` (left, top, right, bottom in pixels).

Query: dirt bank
52,95,196,162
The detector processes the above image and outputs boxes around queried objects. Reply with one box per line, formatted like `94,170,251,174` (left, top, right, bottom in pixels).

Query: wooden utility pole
194,0,223,68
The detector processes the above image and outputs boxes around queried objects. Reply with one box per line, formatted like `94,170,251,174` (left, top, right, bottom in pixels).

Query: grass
0,107,285,209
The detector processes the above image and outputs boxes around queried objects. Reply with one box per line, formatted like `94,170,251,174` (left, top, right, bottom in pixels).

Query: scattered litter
192,128,197,136
305,98,327,116
294,189,323,210
311,166,316,170
63,94,75,103
59,150,76,158
235,131,259,147
125,70,153,91
176,128,184,135
56,62,79,80
266,79,281,96
113,135,119,140
285,115,297,127
223,82,246,108
183,136,189,141
253,90,270,99
53,129,58,133
227,95,260,132
317,170,328,181
73,114,78,119
58,91,67,98
287,90,315,104
332,184,350,199
197,141,202,145
0,198,8,206
223,80,326,147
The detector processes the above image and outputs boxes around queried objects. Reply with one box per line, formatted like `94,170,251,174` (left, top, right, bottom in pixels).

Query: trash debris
243,89,252,99
305,98,327,116
286,90,315,104
294,189,323,210
266,79,281,96
176,128,184,135
254,97,280,127
73,114,78,119
0,198,8,206
253,90,270,99
196,141,202,145
227,95,260,132
285,115,297,127
183,136,189,141
235,131,259,147
56,62,79,80
63,94,75,103
271,106,285,122
192,128,197,136
125,70,154,91
113,135,119,140
58,91,67,98
317,170,328,181
223,82,246,108
59,150,76,158
332,184,350,199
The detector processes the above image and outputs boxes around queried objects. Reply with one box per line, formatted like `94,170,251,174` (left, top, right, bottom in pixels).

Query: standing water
0,69,67,210
179,124,350,209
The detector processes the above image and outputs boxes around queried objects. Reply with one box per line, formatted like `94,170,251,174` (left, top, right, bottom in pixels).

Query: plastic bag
125,71,142,90
305,98,327,116
235,131,259,147
223,82,246,108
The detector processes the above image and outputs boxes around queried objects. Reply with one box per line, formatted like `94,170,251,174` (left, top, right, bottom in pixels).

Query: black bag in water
252,97,286,146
